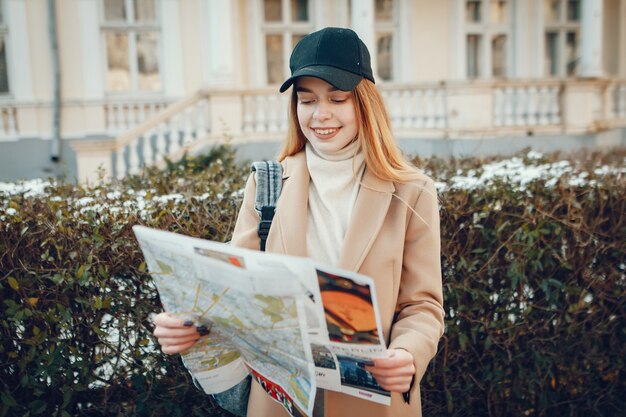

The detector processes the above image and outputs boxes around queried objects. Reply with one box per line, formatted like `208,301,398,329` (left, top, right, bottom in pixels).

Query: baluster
148,102,157,118
537,86,549,125
115,147,126,179
119,104,129,131
195,99,209,139
169,115,181,154
390,90,402,129
549,86,561,124
493,88,504,126
204,98,212,136
7,109,17,136
279,95,289,132
413,90,424,129
155,122,167,162
401,90,412,129
515,87,527,126
433,90,444,129
619,85,626,118
243,95,254,133
106,105,115,134
182,108,193,145
604,84,615,119
254,96,267,132
526,86,538,126
0,110,6,135
138,103,147,124
128,141,141,174
141,132,153,167
128,104,138,129
111,104,121,132
503,87,514,126
267,95,279,132
424,89,435,128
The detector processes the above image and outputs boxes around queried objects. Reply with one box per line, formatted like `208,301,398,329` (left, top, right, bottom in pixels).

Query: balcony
7,78,623,183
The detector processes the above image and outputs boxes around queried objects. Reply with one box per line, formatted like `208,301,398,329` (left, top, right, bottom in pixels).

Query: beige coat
231,151,444,417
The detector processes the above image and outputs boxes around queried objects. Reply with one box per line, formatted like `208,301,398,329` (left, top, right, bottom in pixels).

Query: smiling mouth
312,128,340,135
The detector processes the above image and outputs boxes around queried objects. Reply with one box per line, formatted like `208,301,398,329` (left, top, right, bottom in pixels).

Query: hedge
1,145,624,417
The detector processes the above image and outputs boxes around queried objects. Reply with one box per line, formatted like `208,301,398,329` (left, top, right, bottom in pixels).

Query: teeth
314,128,338,135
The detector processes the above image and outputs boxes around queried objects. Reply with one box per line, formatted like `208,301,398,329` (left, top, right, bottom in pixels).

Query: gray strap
251,161,283,217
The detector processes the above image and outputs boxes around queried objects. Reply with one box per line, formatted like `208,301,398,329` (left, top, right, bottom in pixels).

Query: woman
153,27,444,417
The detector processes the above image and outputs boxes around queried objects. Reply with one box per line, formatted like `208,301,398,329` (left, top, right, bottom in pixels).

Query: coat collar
273,150,395,272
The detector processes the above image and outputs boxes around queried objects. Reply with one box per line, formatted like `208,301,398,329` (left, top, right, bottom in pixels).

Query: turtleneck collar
306,139,361,162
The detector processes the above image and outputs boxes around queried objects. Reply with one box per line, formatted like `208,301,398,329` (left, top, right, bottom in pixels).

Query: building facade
0,0,625,182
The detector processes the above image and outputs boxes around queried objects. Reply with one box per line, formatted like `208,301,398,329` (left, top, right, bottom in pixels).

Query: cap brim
279,66,363,93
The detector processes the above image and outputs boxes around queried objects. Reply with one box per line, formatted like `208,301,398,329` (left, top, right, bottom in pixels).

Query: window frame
259,0,314,87
543,0,581,78
0,0,11,96
100,0,163,95
374,0,400,83
463,0,512,79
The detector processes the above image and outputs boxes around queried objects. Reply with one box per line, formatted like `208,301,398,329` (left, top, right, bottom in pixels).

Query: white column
532,0,545,78
350,0,375,78
618,0,626,78
6,0,33,100
579,0,603,77
202,0,237,87
161,0,185,96
449,0,465,80
78,0,104,100
397,0,415,83
512,0,530,78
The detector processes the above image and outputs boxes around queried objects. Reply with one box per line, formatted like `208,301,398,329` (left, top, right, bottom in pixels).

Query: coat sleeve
388,178,445,384
230,172,262,250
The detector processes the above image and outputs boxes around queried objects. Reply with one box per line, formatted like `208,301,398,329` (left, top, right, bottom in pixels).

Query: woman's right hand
152,312,209,354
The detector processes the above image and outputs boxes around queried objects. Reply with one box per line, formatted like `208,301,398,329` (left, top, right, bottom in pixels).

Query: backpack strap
250,161,283,252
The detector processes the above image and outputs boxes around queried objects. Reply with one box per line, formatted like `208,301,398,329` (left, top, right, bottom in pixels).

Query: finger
366,365,414,378
153,325,199,338
161,340,199,355
378,383,412,393
157,334,201,347
371,374,413,387
153,312,194,328
372,354,413,369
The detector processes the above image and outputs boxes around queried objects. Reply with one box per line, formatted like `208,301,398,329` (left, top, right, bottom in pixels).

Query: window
261,0,313,85
544,0,580,77
464,0,510,79
375,0,397,82
102,0,161,93
0,0,9,94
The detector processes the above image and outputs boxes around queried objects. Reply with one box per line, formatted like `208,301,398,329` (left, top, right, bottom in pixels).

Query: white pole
579,0,604,78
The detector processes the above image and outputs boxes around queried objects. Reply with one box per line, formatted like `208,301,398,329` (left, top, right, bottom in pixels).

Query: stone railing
492,81,561,127
0,102,19,140
381,84,447,132
66,78,626,183
104,97,172,135
71,91,211,182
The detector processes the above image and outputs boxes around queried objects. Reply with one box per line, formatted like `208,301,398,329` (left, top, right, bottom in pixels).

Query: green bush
1,146,624,416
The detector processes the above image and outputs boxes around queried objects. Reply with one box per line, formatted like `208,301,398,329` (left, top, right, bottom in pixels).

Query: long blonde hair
277,79,423,183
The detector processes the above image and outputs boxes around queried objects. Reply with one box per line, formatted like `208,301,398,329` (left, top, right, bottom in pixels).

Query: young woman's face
295,76,358,154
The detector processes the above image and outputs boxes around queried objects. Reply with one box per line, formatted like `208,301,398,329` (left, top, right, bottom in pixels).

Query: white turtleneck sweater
305,141,365,266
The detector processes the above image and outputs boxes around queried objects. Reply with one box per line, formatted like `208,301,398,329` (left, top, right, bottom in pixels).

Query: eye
330,95,350,103
298,97,315,105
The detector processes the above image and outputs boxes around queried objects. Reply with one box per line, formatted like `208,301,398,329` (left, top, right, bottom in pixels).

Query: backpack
211,160,283,417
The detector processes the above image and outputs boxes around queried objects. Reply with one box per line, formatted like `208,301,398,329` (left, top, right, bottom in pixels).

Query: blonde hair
277,79,423,183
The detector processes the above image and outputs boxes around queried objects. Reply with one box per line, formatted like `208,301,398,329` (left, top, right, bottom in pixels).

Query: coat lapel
338,168,395,272
271,152,309,257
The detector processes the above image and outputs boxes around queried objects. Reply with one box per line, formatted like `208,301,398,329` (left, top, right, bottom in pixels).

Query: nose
313,102,332,121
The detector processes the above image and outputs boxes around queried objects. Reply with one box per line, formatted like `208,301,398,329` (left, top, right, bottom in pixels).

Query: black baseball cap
279,27,375,93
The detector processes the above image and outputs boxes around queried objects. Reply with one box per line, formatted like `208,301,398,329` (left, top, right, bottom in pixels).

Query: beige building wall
412,0,451,82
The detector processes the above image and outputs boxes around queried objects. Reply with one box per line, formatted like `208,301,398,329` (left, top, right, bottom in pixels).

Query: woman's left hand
365,348,415,393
